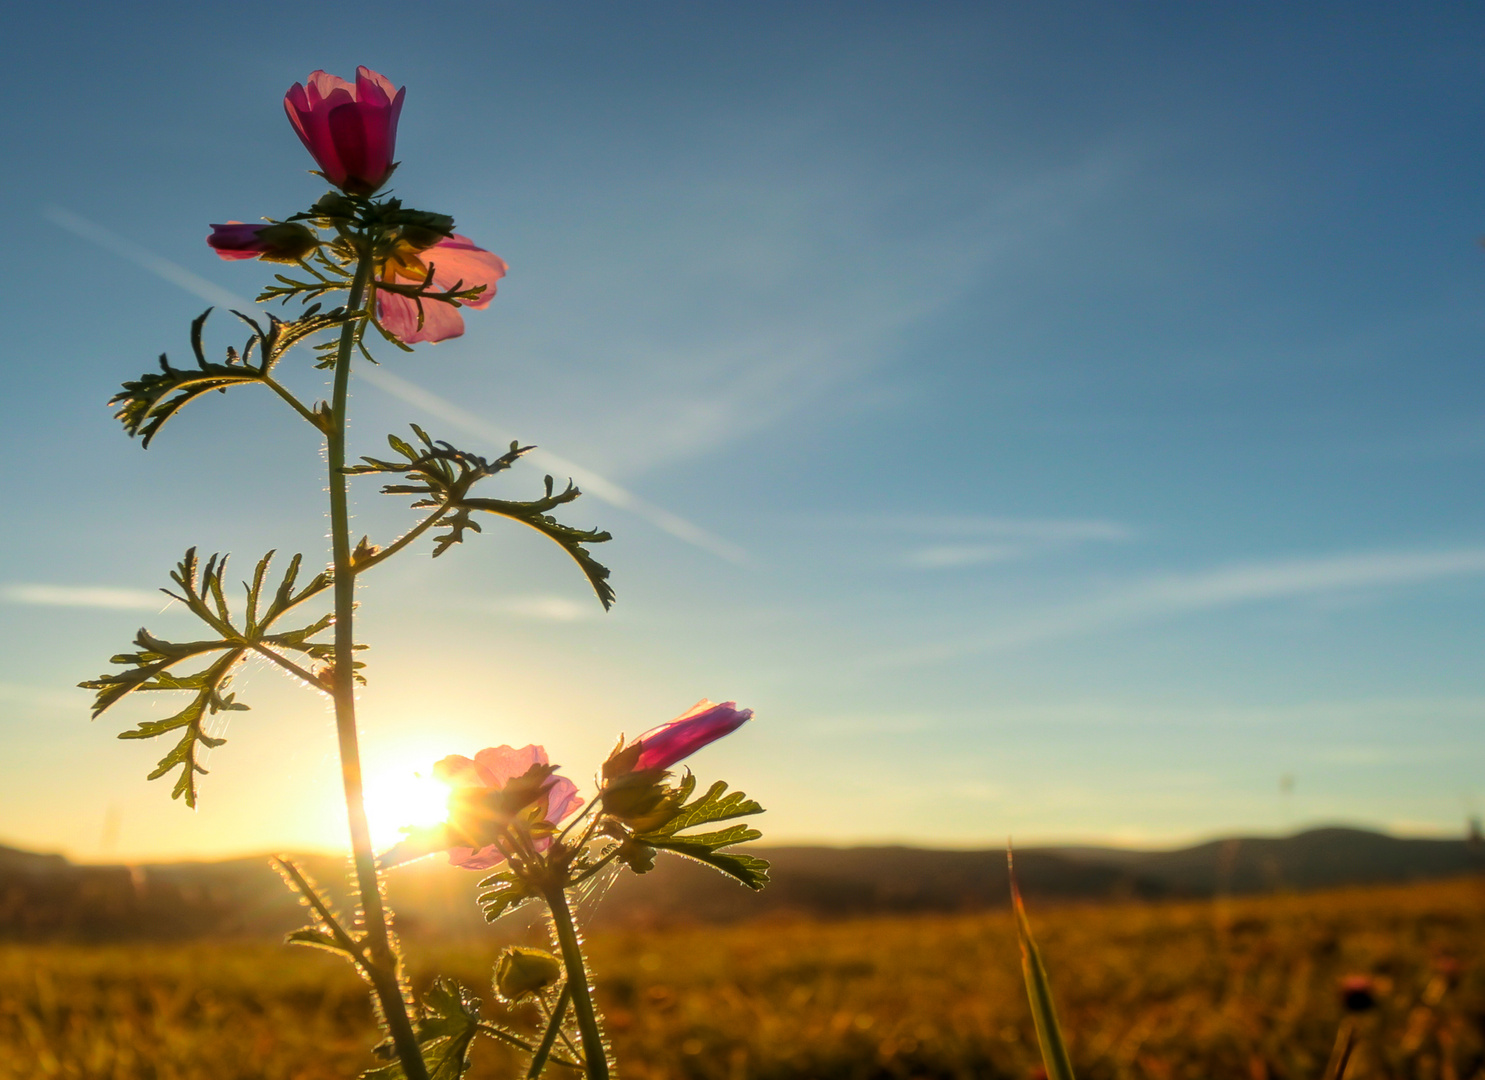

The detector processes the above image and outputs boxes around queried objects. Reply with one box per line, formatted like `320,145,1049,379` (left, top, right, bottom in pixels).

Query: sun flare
363,766,452,850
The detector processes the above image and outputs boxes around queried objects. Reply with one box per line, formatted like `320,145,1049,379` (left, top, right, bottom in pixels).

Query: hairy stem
545,886,610,1080
528,984,574,1079
262,373,322,428
247,642,323,688
352,505,450,574
327,254,430,1080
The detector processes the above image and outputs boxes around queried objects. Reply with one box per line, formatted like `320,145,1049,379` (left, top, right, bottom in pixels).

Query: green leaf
351,426,615,609
633,780,770,890
276,857,363,965
642,779,764,837
109,648,243,807
476,870,536,923
110,307,343,447
642,836,770,890
285,927,358,958
1009,850,1076,1080
458,476,614,610
82,549,337,806
365,978,484,1080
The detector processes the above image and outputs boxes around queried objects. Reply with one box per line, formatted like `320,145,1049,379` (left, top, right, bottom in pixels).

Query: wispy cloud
891,546,1485,664
905,544,1026,569
462,594,603,622
811,513,1136,570
2,583,164,611
502,148,1134,478
43,206,744,564
878,516,1138,542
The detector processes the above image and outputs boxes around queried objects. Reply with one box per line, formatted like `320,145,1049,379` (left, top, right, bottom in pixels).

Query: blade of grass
1009,845,1076,1080
1321,1017,1357,1080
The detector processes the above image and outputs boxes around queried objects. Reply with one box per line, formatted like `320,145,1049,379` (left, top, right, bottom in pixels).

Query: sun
363,765,452,850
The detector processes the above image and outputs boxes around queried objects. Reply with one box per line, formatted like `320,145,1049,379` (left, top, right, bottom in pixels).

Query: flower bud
1339,974,1377,1013
495,946,563,1000
284,67,404,196
604,701,752,780
600,771,686,832
207,221,318,264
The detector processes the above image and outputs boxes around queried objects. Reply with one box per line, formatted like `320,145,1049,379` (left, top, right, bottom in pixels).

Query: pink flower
379,744,583,871
206,221,318,263
284,67,405,196
376,234,508,344
606,700,753,779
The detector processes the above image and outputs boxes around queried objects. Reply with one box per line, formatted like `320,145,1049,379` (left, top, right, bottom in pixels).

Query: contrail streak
46,205,748,564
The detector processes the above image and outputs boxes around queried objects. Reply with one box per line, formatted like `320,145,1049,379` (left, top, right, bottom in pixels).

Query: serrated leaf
458,477,614,609
84,548,336,806
643,838,771,890
631,779,769,889
476,870,535,922
110,308,343,447
285,927,359,958
365,978,483,1080
352,427,615,609
641,780,764,837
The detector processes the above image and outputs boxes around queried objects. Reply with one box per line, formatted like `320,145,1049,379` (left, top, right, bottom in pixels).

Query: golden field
2,876,1482,1080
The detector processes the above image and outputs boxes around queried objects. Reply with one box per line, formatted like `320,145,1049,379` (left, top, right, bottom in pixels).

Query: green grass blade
1321,1017,1357,1080
1009,848,1076,1080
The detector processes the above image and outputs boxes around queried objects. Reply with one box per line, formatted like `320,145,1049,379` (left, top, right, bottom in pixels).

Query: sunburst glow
363,766,452,850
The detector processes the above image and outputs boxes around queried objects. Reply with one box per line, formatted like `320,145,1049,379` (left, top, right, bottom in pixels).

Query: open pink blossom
207,221,318,263
376,234,508,344
606,700,753,779
379,744,583,871
284,67,405,195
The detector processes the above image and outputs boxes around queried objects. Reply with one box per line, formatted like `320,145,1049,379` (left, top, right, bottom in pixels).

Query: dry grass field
2,876,1482,1080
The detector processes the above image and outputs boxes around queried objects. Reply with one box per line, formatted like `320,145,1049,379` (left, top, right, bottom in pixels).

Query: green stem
352,505,451,574
545,887,610,1080
327,254,430,1080
527,985,573,1079
568,849,620,887
262,373,322,428
247,642,322,688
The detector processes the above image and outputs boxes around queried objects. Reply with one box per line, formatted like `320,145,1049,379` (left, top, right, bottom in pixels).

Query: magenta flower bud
206,221,318,264
621,700,753,774
284,66,405,196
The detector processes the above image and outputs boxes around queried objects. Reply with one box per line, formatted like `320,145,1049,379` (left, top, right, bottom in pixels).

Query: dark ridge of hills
1,827,1480,942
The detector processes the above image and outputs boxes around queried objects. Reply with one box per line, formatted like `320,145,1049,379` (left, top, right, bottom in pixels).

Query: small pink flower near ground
379,744,583,870
606,700,753,779
284,67,405,196
377,234,508,344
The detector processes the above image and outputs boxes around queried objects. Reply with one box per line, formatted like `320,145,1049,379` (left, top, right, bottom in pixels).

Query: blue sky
1,2,1483,861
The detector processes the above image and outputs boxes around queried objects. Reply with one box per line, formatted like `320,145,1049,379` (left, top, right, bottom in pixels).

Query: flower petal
633,700,753,772
447,844,508,870
376,288,467,344
425,235,508,310
355,65,396,108
473,745,551,789
304,70,354,106
543,775,585,826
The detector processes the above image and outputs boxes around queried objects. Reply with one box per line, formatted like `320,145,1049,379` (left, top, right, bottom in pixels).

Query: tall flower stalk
83,68,768,1080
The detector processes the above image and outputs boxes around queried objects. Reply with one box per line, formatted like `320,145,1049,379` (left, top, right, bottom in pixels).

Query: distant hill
1,827,1480,942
